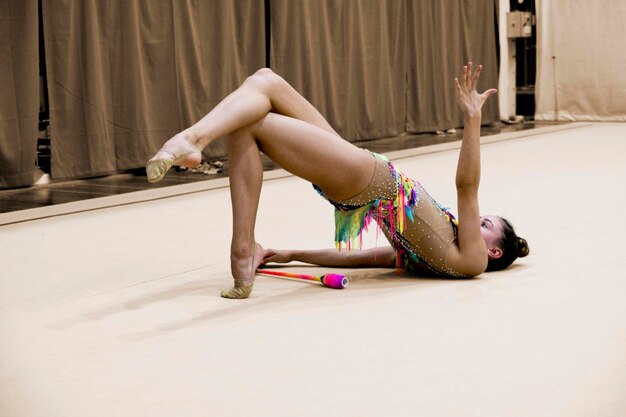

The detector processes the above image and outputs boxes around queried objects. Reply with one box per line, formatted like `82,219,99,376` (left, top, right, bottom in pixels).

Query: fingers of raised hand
456,63,495,98
470,64,482,89
463,63,470,87
458,63,476,91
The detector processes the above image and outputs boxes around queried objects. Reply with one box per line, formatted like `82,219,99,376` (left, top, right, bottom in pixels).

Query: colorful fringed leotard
314,152,467,278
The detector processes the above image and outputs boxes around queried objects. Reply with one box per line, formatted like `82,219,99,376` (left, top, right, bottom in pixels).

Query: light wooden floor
1,123,625,417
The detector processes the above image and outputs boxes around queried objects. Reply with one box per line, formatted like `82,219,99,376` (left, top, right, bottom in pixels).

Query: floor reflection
0,122,548,214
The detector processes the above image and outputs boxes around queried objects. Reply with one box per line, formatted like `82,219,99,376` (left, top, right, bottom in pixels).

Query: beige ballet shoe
146,137,201,183
220,242,264,299
220,279,254,299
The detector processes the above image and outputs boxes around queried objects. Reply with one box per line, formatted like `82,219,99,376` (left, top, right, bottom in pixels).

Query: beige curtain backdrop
2,0,501,184
43,0,265,180
406,0,499,133
0,0,41,188
270,0,407,140
272,0,499,141
535,0,626,121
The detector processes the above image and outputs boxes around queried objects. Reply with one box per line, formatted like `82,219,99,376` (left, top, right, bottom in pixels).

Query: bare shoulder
446,243,488,278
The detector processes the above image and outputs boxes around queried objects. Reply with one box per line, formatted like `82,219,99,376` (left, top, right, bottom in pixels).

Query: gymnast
146,62,529,299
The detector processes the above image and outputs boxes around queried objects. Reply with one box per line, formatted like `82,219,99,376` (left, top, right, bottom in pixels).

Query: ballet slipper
146,134,202,183
220,280,254,299
221,243,264,299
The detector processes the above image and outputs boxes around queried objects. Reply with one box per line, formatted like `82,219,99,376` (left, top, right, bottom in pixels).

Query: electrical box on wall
507,11,532,38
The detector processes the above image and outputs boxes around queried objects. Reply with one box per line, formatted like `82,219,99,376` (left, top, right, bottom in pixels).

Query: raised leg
183,68,340,149
146,68,342,183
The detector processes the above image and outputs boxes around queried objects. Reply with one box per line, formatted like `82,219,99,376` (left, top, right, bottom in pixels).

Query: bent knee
253,67,275,78
245,68,283,93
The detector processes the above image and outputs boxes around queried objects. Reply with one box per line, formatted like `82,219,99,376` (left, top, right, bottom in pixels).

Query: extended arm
449,63,497,276
262,247,396,268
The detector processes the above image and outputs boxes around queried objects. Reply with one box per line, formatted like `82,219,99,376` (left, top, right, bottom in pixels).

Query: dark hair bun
517,237,529,257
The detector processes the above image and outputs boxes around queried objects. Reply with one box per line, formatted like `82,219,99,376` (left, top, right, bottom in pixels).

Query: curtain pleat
344,1,406,140
406,0,499,133
43,0,265,180
0,0,41,188
271,0,406,141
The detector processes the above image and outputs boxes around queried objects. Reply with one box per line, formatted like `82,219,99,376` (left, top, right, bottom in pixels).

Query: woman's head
480,215,529,271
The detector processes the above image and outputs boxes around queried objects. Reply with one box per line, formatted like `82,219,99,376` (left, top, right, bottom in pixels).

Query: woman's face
480,215,504,259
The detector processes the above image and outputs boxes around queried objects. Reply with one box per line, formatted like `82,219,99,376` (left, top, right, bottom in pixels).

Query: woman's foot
146,133,202,183
221,242,265,299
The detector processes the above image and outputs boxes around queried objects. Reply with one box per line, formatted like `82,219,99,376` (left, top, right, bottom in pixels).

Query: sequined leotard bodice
314,152,466,278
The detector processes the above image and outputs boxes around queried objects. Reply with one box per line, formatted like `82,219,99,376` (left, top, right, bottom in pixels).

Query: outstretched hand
454,62,497,117
262,248,293,264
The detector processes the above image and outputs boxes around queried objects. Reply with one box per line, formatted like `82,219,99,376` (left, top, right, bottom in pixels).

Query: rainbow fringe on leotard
315,154,459,274
333,157,419,251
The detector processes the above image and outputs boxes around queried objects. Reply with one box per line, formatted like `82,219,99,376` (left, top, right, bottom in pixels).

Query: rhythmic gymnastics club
257,269,348,289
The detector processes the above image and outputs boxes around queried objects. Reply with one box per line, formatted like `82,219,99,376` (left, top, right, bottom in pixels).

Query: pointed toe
146,158,173,183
